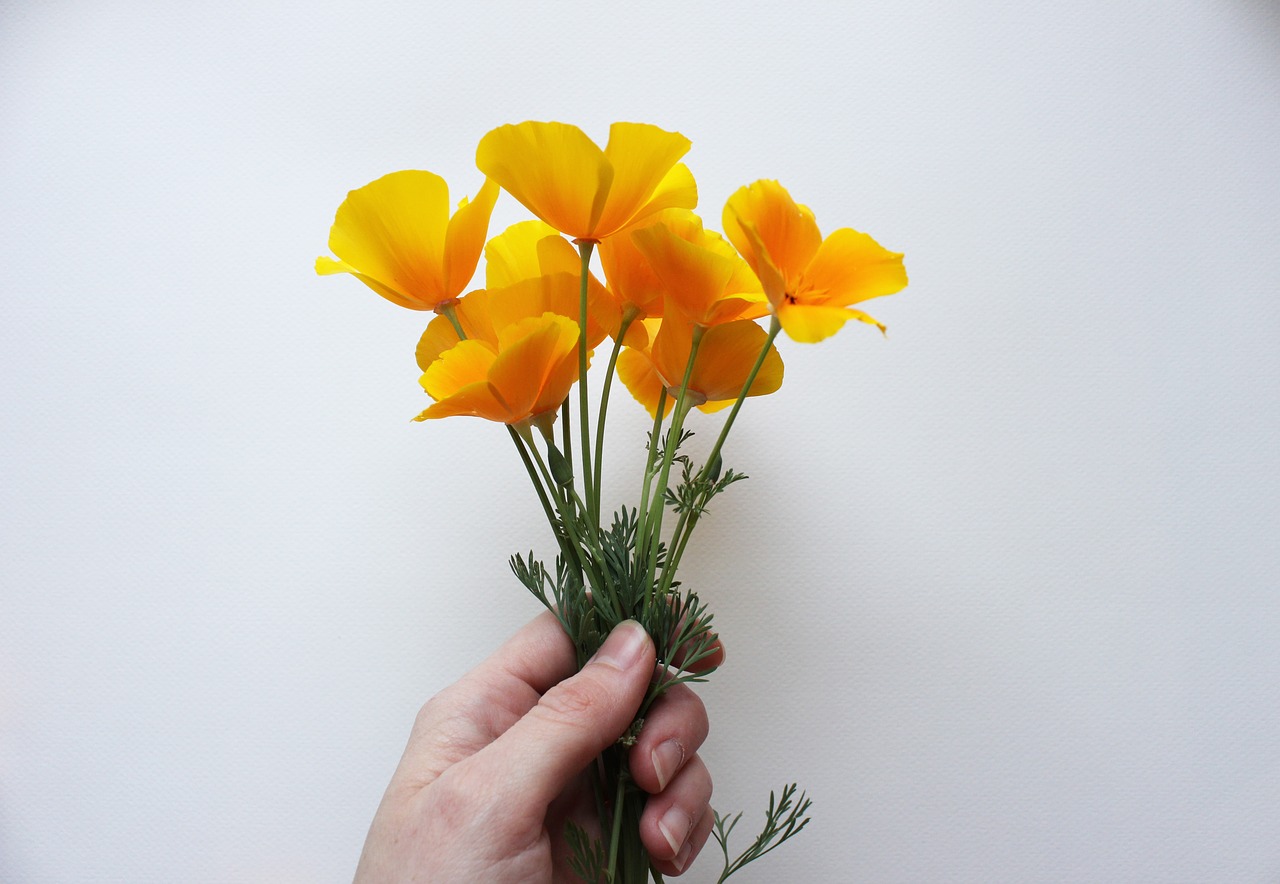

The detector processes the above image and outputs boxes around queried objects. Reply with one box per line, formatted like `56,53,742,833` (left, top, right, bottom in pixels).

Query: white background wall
3,1,1278,881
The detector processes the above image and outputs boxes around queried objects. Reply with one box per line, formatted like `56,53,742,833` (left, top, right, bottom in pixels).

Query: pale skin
355,613,722,882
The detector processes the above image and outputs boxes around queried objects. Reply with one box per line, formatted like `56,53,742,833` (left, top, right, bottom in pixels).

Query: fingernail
591,621,649,671
657,806,692,860
651,739,685,792
671,837,694,873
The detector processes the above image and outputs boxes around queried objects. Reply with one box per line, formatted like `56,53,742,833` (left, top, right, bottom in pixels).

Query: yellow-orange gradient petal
798,227,908,308
416,313,581,424
723,180,821,293
594,123,694,237
443,179,500,297
630,220,764,326
477,122,608,239
652,316,783,405
599,209,699,318
476,121,696,241
616,347,672,419
317,170,496,310
484,220,562,289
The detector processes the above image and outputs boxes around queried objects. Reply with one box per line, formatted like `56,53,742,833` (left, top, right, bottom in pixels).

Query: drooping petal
777,303,871,343
595,123,693,237
652,316,782,404
723,180,822,293
476,122,611,239
442,179,500,296
414,381,507,422
690,320,784,402
315,258,425,310
319,170,453,310
799,227,908,307
616,347,673,419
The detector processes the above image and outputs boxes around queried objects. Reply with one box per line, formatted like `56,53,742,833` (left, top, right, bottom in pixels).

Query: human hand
354,612,722,882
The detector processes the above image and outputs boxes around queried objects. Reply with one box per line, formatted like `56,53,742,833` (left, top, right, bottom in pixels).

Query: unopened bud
548,446,574,487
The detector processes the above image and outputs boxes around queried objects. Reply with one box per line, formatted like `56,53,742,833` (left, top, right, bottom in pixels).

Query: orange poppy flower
723,180,907,343
628,214,768,327
475,121,697,242
316,170,498,311
616,315,783,418
414,312,582,425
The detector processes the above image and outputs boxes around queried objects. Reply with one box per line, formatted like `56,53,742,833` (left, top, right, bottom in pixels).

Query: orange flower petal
777,303,874,343
616,347,674,419
800,228,908,307
595,123,693,237
489,313,581,420
318,170,495,310
484,220,563,289
630,221,761,326
476,122,609,239
443,179,500,297
415,289,496,371
419,339,496,401
723,180,822,294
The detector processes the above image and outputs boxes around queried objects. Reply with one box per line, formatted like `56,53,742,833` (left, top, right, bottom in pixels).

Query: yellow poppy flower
414,312,582,425
722,180,907,343
628,214,768,327
414,222,617,373
616,315,783,418
316,170,498,311
475,121,697,242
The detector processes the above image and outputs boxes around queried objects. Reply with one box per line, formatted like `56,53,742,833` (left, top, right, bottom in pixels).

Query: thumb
464,620,654,808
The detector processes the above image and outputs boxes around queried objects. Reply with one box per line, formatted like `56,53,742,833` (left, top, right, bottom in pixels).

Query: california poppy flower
415,312,582,425
316,170,498,311
723,180,907,343
476,121,696,242
414,222,618,373
616,315,783,418
628,214,768,327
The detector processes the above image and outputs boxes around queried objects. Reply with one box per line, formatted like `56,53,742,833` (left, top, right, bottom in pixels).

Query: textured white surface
2,1,1279,881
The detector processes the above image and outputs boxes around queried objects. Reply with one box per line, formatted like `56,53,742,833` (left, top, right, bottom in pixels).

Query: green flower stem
440,302,467,340
606,759,629,880
505,425,583,590
560,398,574,506
635,387,668,550
642,326,705,614
515,425,609,603
576,241,596,525
662,316,781,588
593,309,637,526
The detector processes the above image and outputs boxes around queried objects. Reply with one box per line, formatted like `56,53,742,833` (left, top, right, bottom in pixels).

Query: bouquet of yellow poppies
318,121,907,882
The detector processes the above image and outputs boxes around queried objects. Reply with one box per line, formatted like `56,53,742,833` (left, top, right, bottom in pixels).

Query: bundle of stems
493,242,806,883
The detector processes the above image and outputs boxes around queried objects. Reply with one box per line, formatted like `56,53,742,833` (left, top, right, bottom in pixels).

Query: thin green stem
636,388,667,548
576,241,596,526
560,398,574,507
593,310,637,526
519,428,608,601
606,761,629,882
661,317,781,588
642,327,705,613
